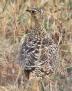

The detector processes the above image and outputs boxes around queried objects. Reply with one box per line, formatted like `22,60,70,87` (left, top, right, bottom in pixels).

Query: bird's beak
26,9,31,13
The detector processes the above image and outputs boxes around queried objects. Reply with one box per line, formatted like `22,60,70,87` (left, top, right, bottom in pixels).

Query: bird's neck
31,16,42,30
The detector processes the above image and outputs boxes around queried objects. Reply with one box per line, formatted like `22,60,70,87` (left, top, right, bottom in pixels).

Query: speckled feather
18,28,59,76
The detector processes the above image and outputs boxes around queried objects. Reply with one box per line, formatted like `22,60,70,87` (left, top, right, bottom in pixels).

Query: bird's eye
31,9,37,14
32,10,35,13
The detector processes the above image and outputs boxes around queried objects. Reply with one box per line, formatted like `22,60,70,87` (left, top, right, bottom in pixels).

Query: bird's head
26,8,44,22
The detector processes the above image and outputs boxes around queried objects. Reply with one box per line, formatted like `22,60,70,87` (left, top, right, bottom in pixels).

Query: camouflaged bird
18,8,59,79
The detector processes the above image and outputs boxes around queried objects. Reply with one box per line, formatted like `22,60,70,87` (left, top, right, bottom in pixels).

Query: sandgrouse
18,8,59,79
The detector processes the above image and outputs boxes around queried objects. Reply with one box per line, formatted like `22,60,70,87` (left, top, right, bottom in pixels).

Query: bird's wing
18,31,41,70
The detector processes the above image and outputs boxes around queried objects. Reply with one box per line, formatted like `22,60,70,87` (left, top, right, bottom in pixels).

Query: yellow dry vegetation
0,0,72,91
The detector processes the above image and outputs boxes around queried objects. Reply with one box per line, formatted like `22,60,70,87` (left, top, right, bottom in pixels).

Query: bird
18,8,59,82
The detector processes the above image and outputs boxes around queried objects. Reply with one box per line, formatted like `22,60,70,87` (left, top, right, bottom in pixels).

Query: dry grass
0,0,72,91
